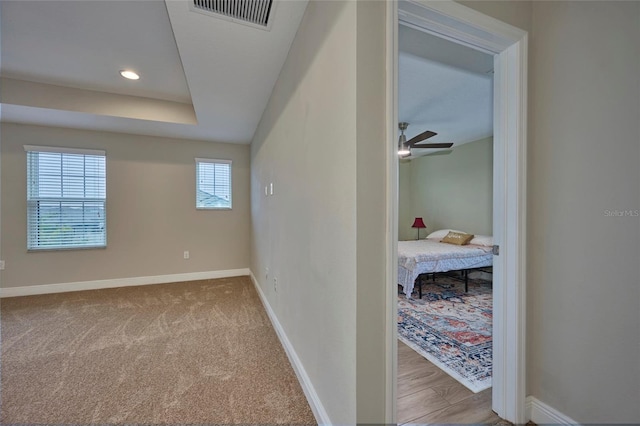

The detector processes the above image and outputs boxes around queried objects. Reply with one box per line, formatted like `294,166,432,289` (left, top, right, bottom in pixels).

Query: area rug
398,275,492,393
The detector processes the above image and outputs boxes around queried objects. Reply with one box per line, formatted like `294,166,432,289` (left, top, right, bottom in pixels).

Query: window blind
196,158,232,209
26,147,106,250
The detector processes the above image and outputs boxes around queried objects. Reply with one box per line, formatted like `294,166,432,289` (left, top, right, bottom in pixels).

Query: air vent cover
191,0,274,30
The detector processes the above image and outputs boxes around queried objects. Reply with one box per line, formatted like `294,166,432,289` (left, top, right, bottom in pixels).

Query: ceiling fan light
398,134,410,156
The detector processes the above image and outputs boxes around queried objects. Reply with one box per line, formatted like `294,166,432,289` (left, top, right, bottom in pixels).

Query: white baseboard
527,395,581,425
249,270,331,426
0,268,251,298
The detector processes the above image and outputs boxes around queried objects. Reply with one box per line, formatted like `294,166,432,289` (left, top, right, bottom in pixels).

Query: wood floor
398,340,508,425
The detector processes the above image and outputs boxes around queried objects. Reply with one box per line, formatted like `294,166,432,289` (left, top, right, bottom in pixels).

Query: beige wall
250,1,389,423
355,1,388,422
458,0,532,33
0,3,3,289
398,137,493,240
1,123,250,288
1,78,197,125
463,1,639,422
251,1,358,423
527,2,639,422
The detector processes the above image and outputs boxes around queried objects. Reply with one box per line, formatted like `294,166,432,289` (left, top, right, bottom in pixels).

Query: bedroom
2,1,638,424
395,24,497,423
0,1,310,423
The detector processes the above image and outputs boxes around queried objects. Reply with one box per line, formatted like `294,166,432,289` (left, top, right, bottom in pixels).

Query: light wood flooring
398,340,508,425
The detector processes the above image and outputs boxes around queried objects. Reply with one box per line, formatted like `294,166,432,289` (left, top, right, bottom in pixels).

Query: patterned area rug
398,274,492,393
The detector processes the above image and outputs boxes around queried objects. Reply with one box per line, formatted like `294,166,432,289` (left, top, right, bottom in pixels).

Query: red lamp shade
411,217,426,240
411,217,426,229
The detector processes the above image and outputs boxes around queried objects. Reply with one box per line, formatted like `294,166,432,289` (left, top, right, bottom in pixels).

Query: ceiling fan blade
406,130,437,145
410,142,454,149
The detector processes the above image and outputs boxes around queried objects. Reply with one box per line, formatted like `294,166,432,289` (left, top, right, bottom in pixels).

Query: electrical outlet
0,260,5,270
273,277,277,292
183,251,190,259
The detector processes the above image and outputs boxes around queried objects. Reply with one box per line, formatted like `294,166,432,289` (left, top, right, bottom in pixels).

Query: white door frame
386,1,528,423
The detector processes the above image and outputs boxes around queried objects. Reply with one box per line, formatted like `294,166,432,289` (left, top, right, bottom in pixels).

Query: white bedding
398,239,493,297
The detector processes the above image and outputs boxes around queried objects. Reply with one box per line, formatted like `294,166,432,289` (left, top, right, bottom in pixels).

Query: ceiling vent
190,0,274,31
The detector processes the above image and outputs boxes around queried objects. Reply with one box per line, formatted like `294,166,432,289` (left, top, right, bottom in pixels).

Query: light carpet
398,275,493,393
1,276,316,425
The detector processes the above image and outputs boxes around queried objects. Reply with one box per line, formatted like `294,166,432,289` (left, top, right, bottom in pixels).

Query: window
25,145,106,250
196,158,232,209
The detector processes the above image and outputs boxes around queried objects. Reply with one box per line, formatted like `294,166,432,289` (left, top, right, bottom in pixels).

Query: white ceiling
0,0,308,144
399,24,494,156
1,1,191,103
1,3,492,149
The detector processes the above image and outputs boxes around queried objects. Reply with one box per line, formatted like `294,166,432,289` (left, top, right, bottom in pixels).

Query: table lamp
412,217,426,240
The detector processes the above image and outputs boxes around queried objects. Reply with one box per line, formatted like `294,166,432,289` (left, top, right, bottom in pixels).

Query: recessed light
119,70,140,80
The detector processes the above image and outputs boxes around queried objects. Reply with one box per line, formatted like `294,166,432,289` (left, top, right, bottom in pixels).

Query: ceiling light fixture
119,70,140,80
398,122,411,156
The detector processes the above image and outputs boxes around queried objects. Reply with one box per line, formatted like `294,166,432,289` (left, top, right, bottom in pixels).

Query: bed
398,234,493,298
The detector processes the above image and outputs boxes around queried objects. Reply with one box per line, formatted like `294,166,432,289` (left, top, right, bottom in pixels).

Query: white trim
398,0,524,55
23,145,105,156
249,271,332,426
492,34,528,424
527,396,581,426
392,1,528,424
384,0,399,423
0,268,250,298
195,158,232,165
195,158,233,210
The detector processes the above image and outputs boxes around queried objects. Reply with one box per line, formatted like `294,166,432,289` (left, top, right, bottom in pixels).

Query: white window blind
25,146,106,250
196,158,232,209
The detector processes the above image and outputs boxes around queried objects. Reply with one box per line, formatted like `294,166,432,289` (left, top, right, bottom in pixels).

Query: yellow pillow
441,231,474,246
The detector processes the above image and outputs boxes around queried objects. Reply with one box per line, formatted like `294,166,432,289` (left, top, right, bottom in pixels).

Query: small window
196,158,232,209
25,145,106,250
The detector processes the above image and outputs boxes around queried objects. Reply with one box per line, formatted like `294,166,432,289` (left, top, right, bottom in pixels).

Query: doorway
385,2,528,424
396,25,495,423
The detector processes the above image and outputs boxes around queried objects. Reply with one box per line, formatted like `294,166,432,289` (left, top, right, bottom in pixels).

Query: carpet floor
1,276,316,425
398,274,493,393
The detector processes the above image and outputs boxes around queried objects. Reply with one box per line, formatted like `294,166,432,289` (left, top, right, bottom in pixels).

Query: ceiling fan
397,122,453,157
